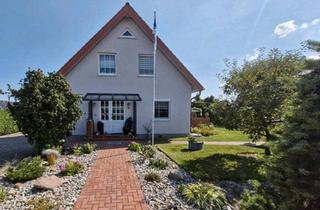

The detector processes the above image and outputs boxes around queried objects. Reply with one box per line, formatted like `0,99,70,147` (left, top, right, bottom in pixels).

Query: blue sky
0,0,319,100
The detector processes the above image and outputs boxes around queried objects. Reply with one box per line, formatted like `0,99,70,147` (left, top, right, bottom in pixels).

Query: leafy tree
221,49,305,141
0,89,3,95
192,96,231,126
9,69,82,151
306,40,320,52
268,69,320,210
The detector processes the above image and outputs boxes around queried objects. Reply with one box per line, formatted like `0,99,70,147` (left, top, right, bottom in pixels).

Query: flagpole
152,11,157,145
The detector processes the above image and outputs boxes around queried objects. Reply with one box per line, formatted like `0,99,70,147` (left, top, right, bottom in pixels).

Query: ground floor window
154,101,169,119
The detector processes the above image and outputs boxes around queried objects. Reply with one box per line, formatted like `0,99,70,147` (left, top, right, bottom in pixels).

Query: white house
58,3,204,139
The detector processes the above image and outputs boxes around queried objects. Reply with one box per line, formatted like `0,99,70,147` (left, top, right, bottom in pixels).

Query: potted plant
42,149,59,165
188,135,203,151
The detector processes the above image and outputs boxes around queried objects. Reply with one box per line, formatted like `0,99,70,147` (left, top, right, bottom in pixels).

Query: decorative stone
168,170,185,181
34,175,65,190
15,183,24,189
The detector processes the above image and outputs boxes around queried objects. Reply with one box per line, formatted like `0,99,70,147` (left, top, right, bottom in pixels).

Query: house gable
58,3,204,92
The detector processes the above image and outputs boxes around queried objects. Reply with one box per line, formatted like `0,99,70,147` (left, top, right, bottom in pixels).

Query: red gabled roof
58,3,204,92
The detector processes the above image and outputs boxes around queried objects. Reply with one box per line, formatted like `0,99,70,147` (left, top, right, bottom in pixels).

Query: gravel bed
130,148,198,210
130,147,250,210
0,152,97,210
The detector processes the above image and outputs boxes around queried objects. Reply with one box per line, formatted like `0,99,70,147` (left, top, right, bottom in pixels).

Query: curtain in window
100,55,115,74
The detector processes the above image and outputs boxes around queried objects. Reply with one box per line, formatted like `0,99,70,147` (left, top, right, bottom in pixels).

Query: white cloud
300,23,309,29
274,20,297,38
245,48,260,61
300,18,320,30
275,18,320,38
311,18,320,26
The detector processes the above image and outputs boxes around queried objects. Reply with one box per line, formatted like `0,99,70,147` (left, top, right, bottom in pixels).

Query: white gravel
0,152,96,210
130,147,198,210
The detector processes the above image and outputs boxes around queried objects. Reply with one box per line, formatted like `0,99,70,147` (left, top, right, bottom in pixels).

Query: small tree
9,69,82,151
268,69,320,210
221,48,305,141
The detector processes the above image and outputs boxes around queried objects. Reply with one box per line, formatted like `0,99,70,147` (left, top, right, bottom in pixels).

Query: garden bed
130,145,240,209
0,151,96,209
130,147,196,210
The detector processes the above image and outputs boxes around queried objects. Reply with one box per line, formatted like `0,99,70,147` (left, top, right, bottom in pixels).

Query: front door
100,100,125,134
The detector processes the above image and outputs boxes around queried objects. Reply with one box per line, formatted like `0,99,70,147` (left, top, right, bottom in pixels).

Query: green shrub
141,145,156,158
188,135,197,143
9,69,82,152
60,160,83,176
128,142,142,152
144,171,161,182
72,144,82,156
149,159,168,170
0,110,18,136
178,183,228,210
0,187,6,203
191,124,217,136
81,143,97,154
27,197,57,210
6,156,44,183
191,127,201,134
200,128,216,136
238,180,279,210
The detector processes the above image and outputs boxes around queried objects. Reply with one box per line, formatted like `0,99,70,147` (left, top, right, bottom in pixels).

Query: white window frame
98,53,117,76
154,99,170,121
138,54,154,76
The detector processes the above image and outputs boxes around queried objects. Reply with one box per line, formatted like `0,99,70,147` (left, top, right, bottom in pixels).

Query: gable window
99,54,116,75
139,55,154,75
154,101,169,119
120,29,135,39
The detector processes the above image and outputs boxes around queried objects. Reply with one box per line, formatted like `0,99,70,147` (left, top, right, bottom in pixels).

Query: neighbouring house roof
58,2,204,92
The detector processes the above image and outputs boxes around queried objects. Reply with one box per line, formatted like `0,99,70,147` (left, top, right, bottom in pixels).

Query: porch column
86,100,94,140
133,101,137,136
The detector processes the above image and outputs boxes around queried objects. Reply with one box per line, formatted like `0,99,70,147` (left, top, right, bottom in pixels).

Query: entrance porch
83,93,142,140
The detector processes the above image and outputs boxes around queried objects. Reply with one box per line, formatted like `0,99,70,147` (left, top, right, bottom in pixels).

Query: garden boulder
34,175,65,190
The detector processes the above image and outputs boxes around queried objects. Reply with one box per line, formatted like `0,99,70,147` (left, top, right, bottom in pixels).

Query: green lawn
158,144,266,182
171,127,261,142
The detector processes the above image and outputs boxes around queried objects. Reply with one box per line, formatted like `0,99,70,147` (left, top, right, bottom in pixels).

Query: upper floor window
139,55,154,75
99,54,115,75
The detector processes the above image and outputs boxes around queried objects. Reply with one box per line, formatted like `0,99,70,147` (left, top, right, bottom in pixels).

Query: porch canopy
83,93,141,138
83,93,142,101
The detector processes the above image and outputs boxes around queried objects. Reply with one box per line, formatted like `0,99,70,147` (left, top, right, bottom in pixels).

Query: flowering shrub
59,160,83,176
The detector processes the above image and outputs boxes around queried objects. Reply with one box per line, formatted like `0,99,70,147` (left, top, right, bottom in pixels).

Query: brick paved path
73,146,148,210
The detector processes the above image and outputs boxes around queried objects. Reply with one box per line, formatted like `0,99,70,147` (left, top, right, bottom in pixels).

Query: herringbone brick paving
73,143,147,210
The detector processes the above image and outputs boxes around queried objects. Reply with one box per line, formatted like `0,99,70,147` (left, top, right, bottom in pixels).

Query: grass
171,127,263,142
158,144,266,182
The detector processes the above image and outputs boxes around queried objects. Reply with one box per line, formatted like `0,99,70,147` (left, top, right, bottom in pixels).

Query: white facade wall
65,18,192,135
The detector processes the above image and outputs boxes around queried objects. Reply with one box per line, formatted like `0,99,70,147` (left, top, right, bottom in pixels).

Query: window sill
98,74,117,77
154,118,170,122
138,74,154,77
